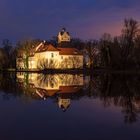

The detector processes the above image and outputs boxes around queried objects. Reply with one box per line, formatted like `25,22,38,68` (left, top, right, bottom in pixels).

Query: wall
17,51,83,70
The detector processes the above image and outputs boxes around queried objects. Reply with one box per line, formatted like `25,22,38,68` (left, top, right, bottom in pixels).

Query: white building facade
16,42,83,70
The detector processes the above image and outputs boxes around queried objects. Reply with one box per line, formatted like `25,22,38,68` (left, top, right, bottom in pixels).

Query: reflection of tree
0,72,140,124
36,74,82,88
37,74,58,88
59,74,82,85
122,97,138,123
97,74,140,123
0,73,20,99
82,73,140,123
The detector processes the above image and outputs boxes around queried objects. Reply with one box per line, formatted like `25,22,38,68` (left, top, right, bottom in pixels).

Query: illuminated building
16,29,83,70
16,73,84,110
58,28,71,44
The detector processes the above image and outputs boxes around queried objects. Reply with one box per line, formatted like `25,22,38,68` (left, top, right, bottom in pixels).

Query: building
16,29,83,70
16,73,84,111
16,42,83,70
58,28,71,44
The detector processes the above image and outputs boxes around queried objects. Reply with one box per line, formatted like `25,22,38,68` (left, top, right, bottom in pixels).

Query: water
0,72,140,140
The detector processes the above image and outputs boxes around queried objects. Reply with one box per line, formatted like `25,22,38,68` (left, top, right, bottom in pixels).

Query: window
51,83,54,88
61,56,63,59
51,53,54,58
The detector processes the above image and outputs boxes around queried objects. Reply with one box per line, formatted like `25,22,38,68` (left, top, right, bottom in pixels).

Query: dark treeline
1,18,140,70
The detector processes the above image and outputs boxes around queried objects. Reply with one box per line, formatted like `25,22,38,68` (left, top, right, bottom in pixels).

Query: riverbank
1,68,140,75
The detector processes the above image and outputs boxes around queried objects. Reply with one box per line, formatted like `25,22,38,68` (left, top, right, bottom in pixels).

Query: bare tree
99,33,112,68
37,58,58,70
121,18,140,68
0,48,8,69
16,39,41,69
70,56,81,68
60,58,70,69
85,40,99,69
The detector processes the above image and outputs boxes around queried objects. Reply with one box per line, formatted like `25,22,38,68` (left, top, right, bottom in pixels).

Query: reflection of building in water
57,85,82,111
17,73,83,90
16,73,84,111
58,97,70,112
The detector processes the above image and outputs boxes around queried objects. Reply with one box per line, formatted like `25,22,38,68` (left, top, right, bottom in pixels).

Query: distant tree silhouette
121,18,140,69
16,39,41,69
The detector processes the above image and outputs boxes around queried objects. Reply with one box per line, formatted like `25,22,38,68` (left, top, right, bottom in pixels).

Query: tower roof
58,47,83,55
59,28,70,35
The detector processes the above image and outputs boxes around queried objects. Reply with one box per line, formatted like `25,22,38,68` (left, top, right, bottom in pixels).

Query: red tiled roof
58,86,82,94
17,42,83,57
36,86,82,95
47,90,59,96
35,44,58,53
46,44,59,51
58,48,82,55
36,88,59,96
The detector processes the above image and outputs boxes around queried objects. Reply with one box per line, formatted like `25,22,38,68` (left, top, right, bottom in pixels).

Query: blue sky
0,0,140,42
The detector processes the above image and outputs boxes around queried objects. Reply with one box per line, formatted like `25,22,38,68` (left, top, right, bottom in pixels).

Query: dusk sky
0,0,140,42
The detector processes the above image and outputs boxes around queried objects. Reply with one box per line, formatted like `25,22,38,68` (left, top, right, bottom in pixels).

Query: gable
35,44,59,53
61,32,70,37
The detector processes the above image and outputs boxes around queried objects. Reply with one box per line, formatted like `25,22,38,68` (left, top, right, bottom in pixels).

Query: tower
58,97,70,112
57,28,71,45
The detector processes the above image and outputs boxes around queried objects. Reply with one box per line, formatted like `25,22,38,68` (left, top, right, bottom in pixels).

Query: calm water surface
0,73,140,140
